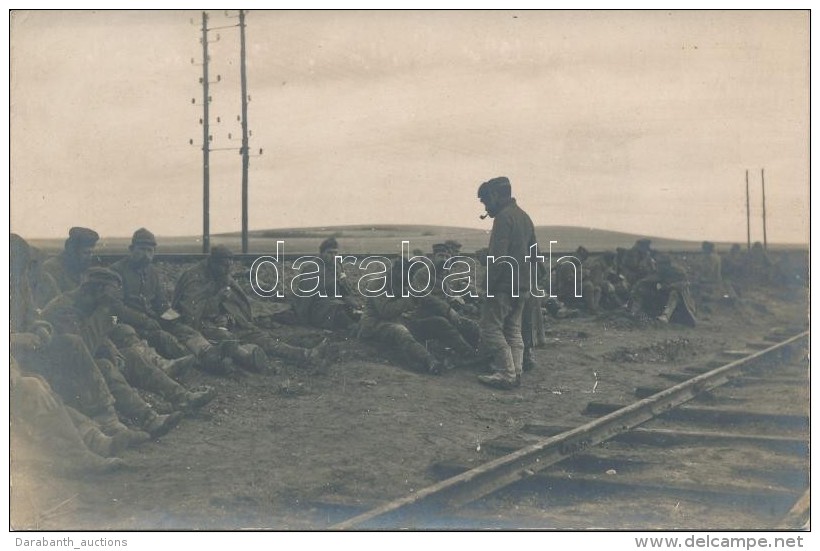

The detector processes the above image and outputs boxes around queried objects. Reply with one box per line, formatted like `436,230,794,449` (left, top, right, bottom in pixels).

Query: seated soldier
579,249,626,312
620,238,656,287
110,228,229,373
694,241,729,304
12,236,157,443
412,243,481,352
722,243,751,297
42,268,187,437
11,356,130,474
358,260,466,374
554,255,584,313
574,246,601,312
630,255,697,326
291,237,362,331
42,226,100,293
444,240,463,256
172,245,334,372
40,227,211,378
747,241,775,285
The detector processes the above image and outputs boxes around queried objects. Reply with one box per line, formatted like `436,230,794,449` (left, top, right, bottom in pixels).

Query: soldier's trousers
165,319,214,354
405,315,475,355
479,294,525,380
142,328,189,359
19,335,119,423
117,346,189,403
11,367,114,470
142,320,214,359
95,358,156,425
360,321,432,371
521,295,545,350
308,299,357,330
200,325,308,364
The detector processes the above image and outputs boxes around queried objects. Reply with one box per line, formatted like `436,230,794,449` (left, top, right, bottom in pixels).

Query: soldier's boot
141,411,183,439
137,341,198,378
522,347,537,372
144,329,191,359
404,341,441,375
303,338,340,372
123,337,193,377
161,354,198,378
170,386,217,412
477,372,518,390
424,356,445,375
92,406,132,437
93,412,151,453
62,448,127,476
81,424,150,457
66,406,146,457
658,291,680,323
223,342,270,372
198,344,235,375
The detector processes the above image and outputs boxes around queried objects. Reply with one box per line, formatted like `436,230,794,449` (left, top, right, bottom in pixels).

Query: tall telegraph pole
745,169,751,252
192,10,257,252
761,168,767,251
201,12,211,253
239,9,250,254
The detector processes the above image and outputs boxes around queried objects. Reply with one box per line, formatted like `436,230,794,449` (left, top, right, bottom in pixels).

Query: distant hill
211,224,793,254
27,225,805,255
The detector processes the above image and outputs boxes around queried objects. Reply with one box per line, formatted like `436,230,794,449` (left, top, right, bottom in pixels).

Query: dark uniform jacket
42,253,84,293
291,259,358,325
41,290,117,356
486,198,537,296
109,258,170,331
358,294,416,339
172,260,254,331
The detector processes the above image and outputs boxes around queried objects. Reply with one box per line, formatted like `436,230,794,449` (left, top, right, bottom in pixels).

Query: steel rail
331,331,808,529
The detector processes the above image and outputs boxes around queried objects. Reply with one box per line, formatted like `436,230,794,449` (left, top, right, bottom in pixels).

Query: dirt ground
9,263,808,531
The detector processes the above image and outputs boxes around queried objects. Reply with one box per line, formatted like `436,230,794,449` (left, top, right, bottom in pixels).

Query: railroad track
329,329,809,530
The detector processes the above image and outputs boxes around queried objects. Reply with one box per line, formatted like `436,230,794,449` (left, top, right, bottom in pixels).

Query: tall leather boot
134,340,197,378
70,407,149,456
303,338,339,371
223,342,270,372
198,344,235,375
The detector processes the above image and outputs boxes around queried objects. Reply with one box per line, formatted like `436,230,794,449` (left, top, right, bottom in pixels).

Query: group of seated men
549,237,784,325
9,227,793,473
10,227,336,473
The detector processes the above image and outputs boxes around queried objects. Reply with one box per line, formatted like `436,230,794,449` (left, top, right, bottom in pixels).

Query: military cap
701,241,715,253
477,176,511,198
319,237,339,254
67,227,100,247
635,238,652,251
444,240,462,253
131,228,157,247
82,267,122,287
210,245,234,259
432,243,450,255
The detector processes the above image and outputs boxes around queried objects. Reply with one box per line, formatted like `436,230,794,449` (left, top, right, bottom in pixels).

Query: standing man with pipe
475,177,537,390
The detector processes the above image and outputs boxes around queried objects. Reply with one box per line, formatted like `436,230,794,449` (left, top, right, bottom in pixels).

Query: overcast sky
9,10,809,243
